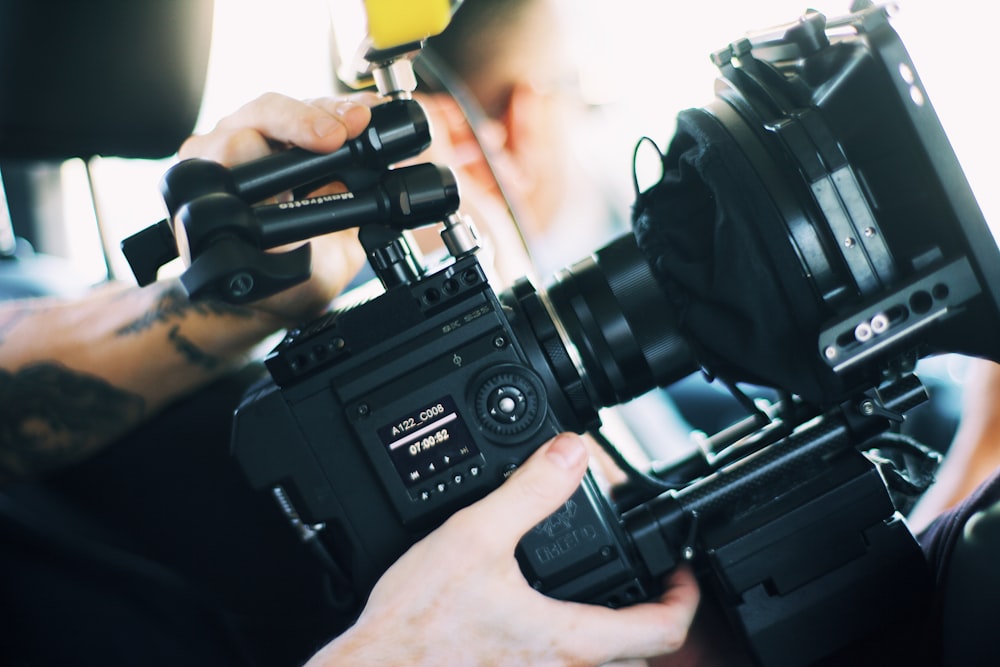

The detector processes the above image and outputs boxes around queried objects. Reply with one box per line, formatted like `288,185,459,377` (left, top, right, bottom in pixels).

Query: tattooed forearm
0,362,145,482
113,283,253,372
115,283,253,336
167,325,220,371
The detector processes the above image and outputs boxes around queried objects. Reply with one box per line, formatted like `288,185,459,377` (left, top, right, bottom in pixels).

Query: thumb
471,433,590,548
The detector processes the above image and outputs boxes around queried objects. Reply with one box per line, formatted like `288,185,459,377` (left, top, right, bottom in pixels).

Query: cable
411,48,539,275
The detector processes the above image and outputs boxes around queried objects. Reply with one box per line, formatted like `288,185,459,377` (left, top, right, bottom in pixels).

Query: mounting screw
228,272,254,298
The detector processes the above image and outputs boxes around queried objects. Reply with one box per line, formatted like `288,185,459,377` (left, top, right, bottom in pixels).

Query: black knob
473,366,546,443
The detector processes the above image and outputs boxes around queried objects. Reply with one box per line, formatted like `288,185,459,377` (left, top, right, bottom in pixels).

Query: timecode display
407,427,451,457
378,396,479,488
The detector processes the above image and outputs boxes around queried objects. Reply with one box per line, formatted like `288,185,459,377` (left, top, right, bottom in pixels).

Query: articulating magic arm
122,0,468,299
120,98,467,302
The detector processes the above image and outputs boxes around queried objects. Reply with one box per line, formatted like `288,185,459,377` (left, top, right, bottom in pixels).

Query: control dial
472,366,546,443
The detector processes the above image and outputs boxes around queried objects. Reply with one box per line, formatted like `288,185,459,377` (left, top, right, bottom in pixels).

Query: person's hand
178,92,381,325
307,433,701,666
910,358,1000,530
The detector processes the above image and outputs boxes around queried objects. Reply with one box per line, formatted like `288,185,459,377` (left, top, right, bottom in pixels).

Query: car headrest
0,1,214,160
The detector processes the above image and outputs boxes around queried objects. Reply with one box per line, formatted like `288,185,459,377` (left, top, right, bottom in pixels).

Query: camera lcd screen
378,395,480,488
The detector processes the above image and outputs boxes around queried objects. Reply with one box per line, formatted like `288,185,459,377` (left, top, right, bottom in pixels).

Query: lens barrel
503,233,696,427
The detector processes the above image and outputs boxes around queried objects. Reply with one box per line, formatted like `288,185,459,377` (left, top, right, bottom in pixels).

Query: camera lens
502,233,697,428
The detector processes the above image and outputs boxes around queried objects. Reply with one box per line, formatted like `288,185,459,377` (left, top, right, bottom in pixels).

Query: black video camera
123,5,1000,666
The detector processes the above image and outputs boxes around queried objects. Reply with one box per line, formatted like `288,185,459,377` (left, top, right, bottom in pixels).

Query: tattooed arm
0,280,277,479
0,93,377,482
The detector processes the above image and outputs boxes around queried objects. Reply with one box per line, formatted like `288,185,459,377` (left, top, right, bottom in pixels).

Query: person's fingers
453,433,590,550
215,93,372,149
306,92,381,139
179,92,377,165
550,565,702,662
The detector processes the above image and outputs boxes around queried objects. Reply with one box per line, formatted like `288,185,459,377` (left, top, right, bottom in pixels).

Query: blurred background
51,0,998,299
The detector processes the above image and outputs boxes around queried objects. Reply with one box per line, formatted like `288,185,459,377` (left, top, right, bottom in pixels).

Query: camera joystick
473,366,546,442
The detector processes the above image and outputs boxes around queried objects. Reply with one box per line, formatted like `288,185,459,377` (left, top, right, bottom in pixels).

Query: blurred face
412,0,586,282
468,0,576,240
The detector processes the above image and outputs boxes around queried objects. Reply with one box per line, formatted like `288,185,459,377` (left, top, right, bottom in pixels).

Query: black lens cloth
631,107,840,405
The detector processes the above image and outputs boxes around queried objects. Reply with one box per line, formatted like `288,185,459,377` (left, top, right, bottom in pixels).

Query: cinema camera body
122,4,1000,666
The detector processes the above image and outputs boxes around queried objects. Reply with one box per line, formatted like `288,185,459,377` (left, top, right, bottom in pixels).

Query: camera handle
122,98,433,287
172,162,461,303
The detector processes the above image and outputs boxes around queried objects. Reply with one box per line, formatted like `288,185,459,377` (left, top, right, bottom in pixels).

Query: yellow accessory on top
363,0,453,50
